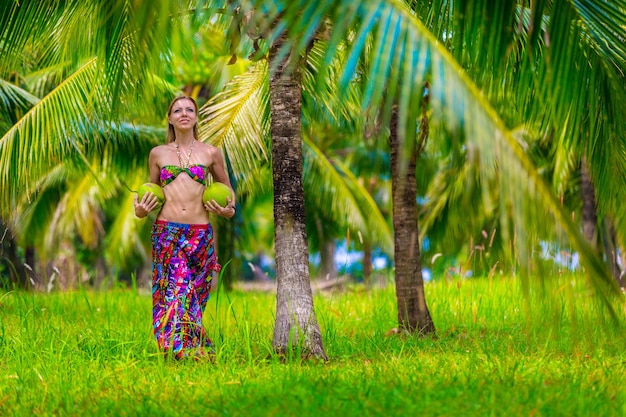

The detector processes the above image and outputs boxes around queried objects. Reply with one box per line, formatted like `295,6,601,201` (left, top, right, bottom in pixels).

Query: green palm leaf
0,58,101,216
198,61,271,192
104,171,154,269
0,78,39,115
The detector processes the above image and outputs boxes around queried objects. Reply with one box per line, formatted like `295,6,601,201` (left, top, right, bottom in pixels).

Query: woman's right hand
134,192,160,218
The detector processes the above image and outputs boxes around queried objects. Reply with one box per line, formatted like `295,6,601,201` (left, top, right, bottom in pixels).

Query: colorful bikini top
160,164,208,187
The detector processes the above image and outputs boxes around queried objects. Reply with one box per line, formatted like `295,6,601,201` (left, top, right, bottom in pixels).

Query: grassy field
1,275,625,416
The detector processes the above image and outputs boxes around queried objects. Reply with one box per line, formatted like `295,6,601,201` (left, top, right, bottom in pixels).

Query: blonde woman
134,96,235,360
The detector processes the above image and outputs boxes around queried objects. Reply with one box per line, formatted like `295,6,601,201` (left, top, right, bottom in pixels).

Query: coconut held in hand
203,182,231,207
137,183,165,209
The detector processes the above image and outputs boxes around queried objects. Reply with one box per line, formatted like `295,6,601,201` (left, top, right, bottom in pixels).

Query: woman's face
168,98,197,131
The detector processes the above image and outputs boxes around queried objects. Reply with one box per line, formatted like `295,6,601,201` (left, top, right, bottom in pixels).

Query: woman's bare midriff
156,175,210,224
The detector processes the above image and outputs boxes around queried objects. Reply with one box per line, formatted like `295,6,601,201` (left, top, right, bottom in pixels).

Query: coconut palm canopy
1,0,625,299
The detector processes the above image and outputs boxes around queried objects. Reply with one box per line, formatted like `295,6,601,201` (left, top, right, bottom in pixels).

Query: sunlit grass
1,274,625,416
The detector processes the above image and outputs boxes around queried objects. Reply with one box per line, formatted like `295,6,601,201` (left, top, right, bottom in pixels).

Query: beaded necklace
174,140,195,168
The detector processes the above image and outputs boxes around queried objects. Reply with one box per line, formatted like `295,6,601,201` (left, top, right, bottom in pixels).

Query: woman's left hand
204,197,236,218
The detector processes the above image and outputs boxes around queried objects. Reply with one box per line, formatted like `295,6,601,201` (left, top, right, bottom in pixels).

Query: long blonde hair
165,96,199,143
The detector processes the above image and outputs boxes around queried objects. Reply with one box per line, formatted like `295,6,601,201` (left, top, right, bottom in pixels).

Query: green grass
1,275,625,416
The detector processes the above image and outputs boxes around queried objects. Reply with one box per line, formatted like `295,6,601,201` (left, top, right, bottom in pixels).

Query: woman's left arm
206,147,236,218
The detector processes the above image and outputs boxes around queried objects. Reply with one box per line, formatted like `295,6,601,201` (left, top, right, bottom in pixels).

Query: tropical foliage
0,1,392,289
1,0,625,309
241,0,625,292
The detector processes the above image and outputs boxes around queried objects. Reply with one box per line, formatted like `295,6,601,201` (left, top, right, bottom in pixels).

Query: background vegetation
2,1,625,294
1,275,625,416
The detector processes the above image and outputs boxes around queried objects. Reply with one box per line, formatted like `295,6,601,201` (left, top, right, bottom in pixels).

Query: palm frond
527,1,626,240
0,78,39,116
303,137,393,253
303,38,367,136
104,172,154,269
0,58,102,217
198,61,271,191
574,0,626,71
0,1,66,75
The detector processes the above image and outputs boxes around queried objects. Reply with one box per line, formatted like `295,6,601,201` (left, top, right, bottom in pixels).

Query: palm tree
199,42,393,356
265,33,327,358
390,105,435,334
0,1,175,286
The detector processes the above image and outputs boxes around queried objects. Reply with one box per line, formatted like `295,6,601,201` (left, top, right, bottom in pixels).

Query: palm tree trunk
0,219,30,288
52,240,79,290
389,107,435,335
314,216,337,280
602,219,622,284
581,159,624,285
269,34,327,360
581,159,597,247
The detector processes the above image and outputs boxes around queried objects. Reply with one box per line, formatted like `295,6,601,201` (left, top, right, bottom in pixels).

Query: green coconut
137,183,165,209
203,182,231,207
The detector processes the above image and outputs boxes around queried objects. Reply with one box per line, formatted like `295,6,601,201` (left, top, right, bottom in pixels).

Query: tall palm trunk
389,107,435,335
581,159,623,285
269,34,327,359
603,220,622,284
581,159,597,247
0,220,30,288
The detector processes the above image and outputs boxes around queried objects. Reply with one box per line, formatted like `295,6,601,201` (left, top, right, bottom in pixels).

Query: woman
134,96,236,360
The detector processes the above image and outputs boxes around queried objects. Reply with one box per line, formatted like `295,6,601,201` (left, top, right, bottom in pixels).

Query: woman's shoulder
195,141,217,150
195,141,222,157
148,144,174,168
149,144,172,156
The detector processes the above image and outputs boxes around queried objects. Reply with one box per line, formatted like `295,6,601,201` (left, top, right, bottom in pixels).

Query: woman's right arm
148,148,161,185
134,148,162,218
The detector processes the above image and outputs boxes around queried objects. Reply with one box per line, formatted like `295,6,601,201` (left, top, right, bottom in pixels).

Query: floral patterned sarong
151,220,221,359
